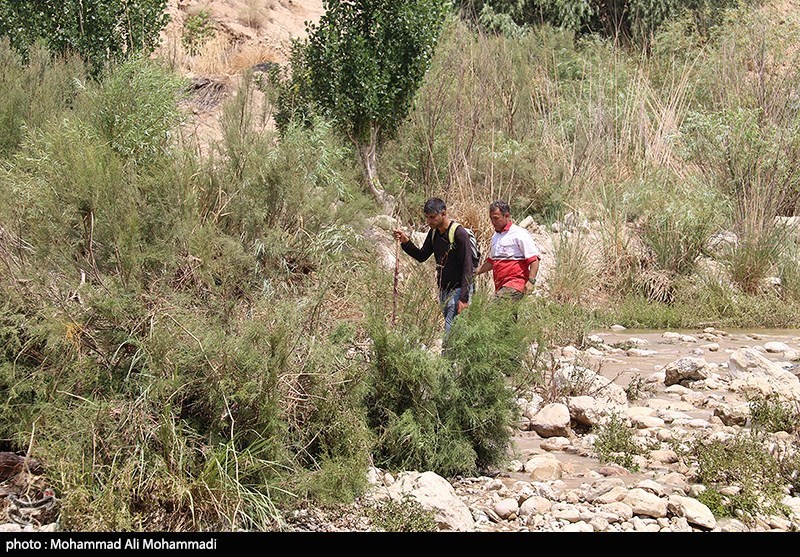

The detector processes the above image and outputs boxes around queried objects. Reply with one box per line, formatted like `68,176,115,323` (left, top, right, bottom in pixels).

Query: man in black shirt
392,197,474,333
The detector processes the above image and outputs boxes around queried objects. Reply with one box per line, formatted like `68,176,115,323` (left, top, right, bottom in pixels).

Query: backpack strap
447,221,460,249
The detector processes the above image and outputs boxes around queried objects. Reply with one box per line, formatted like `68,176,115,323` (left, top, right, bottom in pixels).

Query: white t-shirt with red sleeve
487,221,540,292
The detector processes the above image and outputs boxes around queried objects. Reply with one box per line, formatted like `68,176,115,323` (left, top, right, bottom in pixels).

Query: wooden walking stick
392,236,400,327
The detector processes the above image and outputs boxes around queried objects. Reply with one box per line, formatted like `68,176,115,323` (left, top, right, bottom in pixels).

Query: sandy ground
154,1,324,155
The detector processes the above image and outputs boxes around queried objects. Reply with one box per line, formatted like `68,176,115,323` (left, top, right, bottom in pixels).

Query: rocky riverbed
285,326,800,532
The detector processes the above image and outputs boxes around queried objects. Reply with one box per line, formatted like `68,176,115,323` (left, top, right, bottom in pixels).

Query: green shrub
592,412,643,471
724,217,789,295
690,432,789,522
365,320,476,476
622,173,729,276
548,229,598,304
601,294,684,329
696,487,734,518
0,0,170,74
365,294,530,476
522,299,596,348
748,393,800,435
183,10,216,55
463,0,749,45
0,56,188,285
444,295,533,463
84,56,186,164
0,40,87,156
367,496,438,532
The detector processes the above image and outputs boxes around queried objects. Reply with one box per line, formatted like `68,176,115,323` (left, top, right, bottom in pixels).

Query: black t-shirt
400,222,474,302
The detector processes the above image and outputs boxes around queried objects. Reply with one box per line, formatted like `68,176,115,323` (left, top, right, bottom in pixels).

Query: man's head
489,200,512,232
423,197,448,231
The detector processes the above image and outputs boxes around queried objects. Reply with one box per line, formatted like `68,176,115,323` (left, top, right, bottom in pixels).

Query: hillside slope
154,0,324,152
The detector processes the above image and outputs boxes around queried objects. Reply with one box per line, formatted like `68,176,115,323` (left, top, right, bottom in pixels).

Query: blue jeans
439,286,474,334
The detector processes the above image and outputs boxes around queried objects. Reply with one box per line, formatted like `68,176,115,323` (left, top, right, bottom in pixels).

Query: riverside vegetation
1,0,800,531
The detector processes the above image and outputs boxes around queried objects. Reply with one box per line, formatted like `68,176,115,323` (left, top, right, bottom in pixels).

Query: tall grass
0,51,378,529
548,228,598,304
0,40,87,156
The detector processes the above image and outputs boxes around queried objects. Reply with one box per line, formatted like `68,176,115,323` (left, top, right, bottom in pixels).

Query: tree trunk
356,125,395,215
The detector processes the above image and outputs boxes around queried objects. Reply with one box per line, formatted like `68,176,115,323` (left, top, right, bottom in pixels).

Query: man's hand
474,260,493,276
457,300,468,314
392,228,409,244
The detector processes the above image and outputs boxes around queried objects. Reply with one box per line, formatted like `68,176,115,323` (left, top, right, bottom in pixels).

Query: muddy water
502,328,800,490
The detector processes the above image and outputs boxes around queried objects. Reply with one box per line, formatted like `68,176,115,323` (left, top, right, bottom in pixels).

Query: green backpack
447,221,481,269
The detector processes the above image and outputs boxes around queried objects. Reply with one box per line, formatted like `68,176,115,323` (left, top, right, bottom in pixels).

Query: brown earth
155,0,325,155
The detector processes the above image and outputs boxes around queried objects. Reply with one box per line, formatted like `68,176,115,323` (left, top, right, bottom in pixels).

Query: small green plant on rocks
696,487,733,518
366,495,437,532
748,393,800,434
592,412,643,471
625,373,647,402
775,438,800,497
690,432,790,523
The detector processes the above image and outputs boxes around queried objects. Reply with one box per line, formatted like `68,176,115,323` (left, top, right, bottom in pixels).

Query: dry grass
160,32,280,78
188,34,235,75
238,0,275,30
229,43,282,74
547,229,601,304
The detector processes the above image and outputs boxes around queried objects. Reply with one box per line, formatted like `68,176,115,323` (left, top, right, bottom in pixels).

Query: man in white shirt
474,200,540,301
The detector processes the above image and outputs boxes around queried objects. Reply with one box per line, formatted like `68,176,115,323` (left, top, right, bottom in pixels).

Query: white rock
584,478,627,502
664,356,710,386
764,341,791,353
530,403,572,438
668,496,716,529
519,496,552,517
660,332,682,343
552,506,581,523
649,449,679,464
594,486,630,504
623,488,668,518
493,497,520,520
589,516,610,531
518,215,535,229
728,348,800,400
600,502,634,521
379,471,475,531
634,479,665,497
540,437,572,452
628,348,659,357
524,454,564,481
631,415,665,429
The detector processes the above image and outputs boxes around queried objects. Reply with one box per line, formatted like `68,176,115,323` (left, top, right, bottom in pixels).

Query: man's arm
527,257,540,284
454,226,473,306
393,228,433,263
517,230,540,284
474,260,493,276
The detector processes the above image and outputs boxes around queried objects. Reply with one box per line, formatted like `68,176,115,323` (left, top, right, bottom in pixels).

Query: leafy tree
0,0,169,74
276,0,449,212
457,0,748,44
